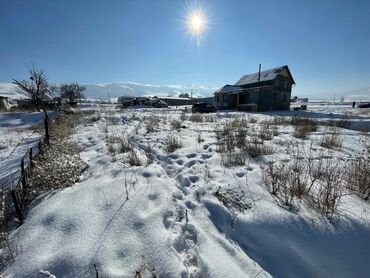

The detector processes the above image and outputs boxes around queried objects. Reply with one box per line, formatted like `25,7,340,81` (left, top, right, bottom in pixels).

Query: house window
223,95,228,102
283,94,287,102
284,80,288,89
216,94,220,102
275,80,279,88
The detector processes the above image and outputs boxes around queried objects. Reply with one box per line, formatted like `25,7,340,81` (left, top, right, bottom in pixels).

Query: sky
1,0,370,96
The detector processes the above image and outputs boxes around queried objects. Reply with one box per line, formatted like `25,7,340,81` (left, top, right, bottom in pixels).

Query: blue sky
1,0,370,96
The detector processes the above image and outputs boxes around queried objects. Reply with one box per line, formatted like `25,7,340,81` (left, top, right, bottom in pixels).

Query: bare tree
60,83,86,103
12,65,53,119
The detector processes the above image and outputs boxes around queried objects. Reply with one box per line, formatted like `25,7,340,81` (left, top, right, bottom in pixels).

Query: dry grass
180,112,188,122
146,117,160,133
345,151,370,200
258,123,274,140
30,114,89,192
291,117,318,139
189,114,203,123
165,135,181,153
170,120,182,130
320,130,342,149
261,144,346,220
221,151,247,167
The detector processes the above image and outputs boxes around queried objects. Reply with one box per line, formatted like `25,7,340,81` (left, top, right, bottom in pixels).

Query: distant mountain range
0,82,218,100
0,81,369,102
83,82,218,99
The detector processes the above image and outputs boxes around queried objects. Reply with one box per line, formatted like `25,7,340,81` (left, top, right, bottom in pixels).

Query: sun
183,2,210,45
189,13,204,35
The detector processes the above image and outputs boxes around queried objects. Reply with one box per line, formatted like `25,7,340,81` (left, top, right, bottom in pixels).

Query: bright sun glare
189,13,204,34
184,2,210,45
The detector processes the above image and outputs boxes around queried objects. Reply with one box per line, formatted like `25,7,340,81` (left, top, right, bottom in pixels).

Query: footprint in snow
201,153,212,160
176,159,184,165
163,210,175,229
189,175,199,183
186,160,197,168
236,172,245,178
186,153,197,159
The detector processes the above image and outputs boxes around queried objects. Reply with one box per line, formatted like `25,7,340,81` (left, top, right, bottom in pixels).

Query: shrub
261,159,306,207
230,116,248,129
171,120,182,130
261,162,286,195
180,112,188,122
320,130,342,149
146,117,160,133
292,117,318,139
258,123,274,140
221,151,247,167
197,132,203,143
126,150,141,166
204,115,215,122
244,140,273,157
117,135,133,153
235,128,247,148
165,135,181,152
189,114,203,123
315,160,344,220
345,154,370,200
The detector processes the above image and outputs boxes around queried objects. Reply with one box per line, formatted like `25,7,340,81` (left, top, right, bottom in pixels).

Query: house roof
214,84,243,94
234,65,295,87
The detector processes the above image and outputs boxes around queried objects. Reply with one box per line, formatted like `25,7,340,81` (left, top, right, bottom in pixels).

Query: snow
1,103,370,277
0,112,51,188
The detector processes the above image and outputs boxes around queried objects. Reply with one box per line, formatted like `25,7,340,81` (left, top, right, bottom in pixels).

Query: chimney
258,64,261,84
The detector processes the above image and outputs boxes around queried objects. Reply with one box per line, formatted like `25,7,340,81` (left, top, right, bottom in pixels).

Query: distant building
214,65,295,111
159,96,191,106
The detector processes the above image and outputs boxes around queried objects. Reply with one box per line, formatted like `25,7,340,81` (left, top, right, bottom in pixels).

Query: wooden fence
3,117,53,224
9,136,45,222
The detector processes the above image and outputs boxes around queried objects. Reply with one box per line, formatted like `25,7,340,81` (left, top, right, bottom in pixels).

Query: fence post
38,140,42,155
44,118,50,145
29,147,33,168
21,158,25,176
10,190,23,223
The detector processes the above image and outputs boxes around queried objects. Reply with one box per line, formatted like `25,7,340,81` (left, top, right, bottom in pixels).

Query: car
358,102,370,108
191,102,217,113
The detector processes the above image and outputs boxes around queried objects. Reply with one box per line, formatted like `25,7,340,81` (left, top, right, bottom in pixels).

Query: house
214,65,295,111
0,96,11,112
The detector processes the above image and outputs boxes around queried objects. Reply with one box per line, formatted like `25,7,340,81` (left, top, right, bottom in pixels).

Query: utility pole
258,64,261,84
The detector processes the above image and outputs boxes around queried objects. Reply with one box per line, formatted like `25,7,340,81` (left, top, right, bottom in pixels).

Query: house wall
214,73,293,111
273,75,292,92
214,93,232,109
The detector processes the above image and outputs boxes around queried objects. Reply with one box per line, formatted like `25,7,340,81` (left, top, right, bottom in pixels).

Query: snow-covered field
1,104,370,277
0,112,48,188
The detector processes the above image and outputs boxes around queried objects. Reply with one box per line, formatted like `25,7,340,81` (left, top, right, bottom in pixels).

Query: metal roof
234,65,295,86
214,84,243,94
